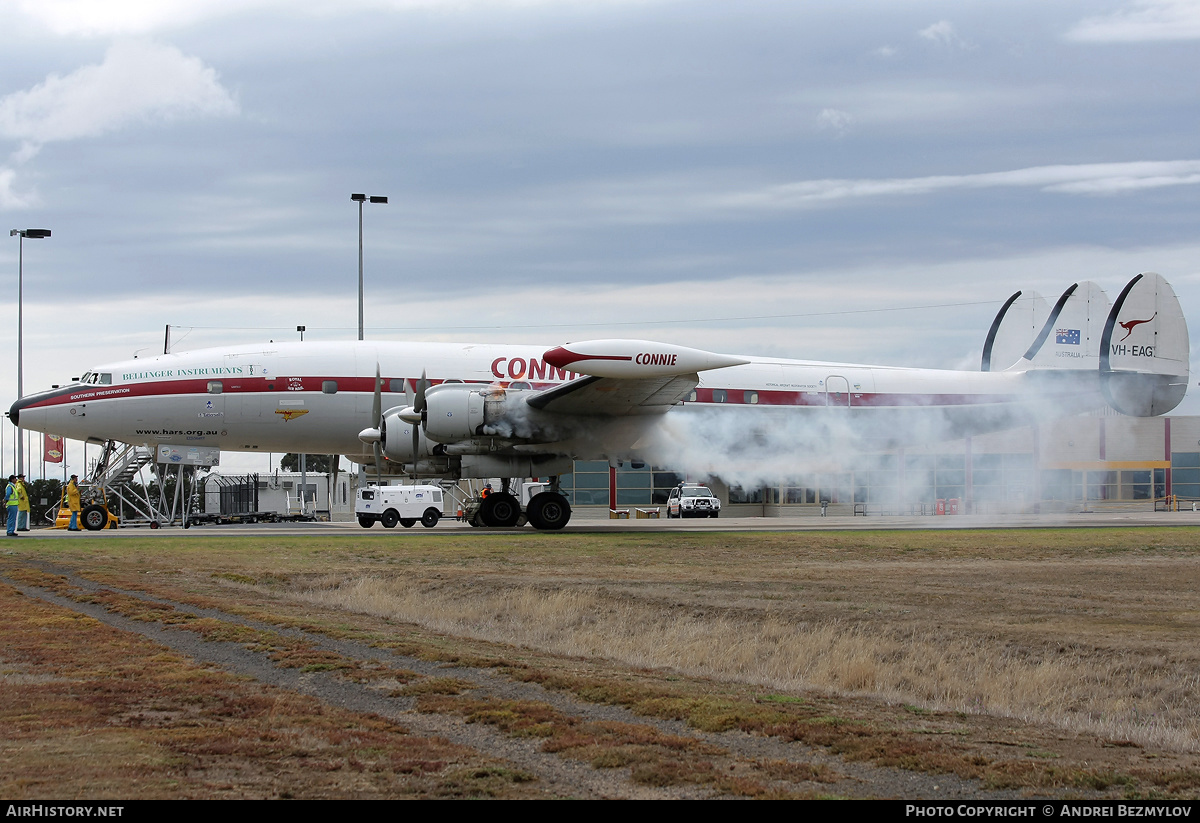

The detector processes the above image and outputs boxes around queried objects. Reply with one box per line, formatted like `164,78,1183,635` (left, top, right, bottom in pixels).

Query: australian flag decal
1056,328,1081,345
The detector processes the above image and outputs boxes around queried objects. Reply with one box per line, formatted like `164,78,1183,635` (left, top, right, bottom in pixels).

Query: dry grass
0,579,543,799
6,527,1200,797
195,528,1199,753
288,565,1200,751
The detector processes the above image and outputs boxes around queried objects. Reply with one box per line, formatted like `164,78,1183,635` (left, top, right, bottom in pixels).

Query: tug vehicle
355,484,444,529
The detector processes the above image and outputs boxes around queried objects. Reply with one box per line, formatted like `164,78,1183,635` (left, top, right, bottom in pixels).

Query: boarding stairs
90,442,155,488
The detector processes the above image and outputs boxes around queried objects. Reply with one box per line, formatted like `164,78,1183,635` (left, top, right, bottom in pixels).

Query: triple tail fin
1009,281,1111,371
981,290,1049,371
989,273,1189,416
1100,272,1190,416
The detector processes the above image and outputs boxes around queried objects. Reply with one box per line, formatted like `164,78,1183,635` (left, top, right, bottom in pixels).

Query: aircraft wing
526,374,699,416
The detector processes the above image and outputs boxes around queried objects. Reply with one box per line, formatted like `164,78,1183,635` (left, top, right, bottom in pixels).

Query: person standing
5,476,18,537
16,474,30,531
66,475,82,531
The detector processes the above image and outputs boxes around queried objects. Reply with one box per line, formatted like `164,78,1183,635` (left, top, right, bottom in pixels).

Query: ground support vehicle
667,484,721,518
356,484,444,529
458,481,570,529
54,485,119,531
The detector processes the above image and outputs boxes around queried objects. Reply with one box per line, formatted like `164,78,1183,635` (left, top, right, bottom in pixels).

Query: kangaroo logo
1119,313,1156,341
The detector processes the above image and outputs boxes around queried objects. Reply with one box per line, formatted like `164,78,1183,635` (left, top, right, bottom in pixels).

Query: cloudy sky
3,0,1200,473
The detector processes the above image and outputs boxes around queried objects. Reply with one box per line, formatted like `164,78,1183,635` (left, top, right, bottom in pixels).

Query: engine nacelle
380,406,437,463
422,383,487,442
419,383,560,444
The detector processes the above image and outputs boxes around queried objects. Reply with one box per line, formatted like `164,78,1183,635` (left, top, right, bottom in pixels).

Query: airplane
8,272,1190,530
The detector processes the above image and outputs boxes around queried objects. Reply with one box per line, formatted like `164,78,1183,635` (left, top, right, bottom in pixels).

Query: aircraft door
825,375,851,407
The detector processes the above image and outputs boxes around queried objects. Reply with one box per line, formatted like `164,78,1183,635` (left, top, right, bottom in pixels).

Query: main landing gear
467,478,572,530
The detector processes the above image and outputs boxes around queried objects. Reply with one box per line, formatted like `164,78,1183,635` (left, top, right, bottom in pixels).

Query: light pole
9,228,50,476
351,193,387,341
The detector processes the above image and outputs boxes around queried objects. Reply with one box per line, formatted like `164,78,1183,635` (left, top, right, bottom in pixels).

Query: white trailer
356,484,444,529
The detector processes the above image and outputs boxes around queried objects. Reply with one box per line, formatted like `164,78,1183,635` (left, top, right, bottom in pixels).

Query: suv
667,484,720,518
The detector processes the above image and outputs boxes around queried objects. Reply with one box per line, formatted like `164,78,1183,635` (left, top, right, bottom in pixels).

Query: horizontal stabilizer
1101,272,1190,416
981,290,1049,371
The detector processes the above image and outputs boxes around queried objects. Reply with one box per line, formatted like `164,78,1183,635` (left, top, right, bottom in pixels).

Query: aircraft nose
8,388,69,429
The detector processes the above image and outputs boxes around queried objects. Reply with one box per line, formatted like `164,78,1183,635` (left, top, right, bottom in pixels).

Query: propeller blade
414,370,428,413
370,367,383,486
372,365,382,428
410,371,430,483
411,425,420,481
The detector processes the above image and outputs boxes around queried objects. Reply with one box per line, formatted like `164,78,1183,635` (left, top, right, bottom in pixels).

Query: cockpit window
80,372,112,385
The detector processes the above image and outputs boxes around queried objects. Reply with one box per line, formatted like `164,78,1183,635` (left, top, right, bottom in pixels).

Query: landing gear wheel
480,492,521,527
81,505,107,532
358,516,374,529
380,510,399,529
421,508,440,528
526,492,571,530
400,518,416,528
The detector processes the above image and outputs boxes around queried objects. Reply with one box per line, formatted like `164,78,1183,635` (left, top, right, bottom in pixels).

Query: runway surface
12,508,1199,537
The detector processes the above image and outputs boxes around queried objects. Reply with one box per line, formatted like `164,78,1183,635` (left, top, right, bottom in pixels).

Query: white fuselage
11,340,1090,464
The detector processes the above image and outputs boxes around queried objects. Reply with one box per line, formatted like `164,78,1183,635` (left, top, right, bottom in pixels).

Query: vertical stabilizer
1008,281,1110,371
1101,272,1190,416
981,290,1049,371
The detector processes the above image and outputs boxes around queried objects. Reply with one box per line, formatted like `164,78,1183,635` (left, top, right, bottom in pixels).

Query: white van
355,485,444,529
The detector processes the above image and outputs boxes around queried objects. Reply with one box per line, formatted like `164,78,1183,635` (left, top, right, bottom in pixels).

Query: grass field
2,527,1199,798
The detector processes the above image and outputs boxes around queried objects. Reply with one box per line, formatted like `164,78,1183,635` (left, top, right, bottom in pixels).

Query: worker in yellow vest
16,474,30,531
5,475,18,537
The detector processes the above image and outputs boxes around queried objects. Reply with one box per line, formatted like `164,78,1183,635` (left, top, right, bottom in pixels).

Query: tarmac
8,508,1200,537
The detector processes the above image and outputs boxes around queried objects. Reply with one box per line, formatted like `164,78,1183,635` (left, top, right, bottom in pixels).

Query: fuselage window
686,390,697,402
713,389,727,403
389,379,406,393
208,381,223,394
322,380,338,394
744,391,758,404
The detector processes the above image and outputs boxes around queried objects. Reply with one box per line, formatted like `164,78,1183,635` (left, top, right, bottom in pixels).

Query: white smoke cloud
633,373,1108,494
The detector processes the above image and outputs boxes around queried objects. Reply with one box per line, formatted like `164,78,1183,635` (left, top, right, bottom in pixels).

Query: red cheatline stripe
22,376,1027,410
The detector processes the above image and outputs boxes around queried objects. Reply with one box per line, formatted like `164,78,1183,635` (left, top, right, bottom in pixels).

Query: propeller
396,371,430,481
357,365,384,485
